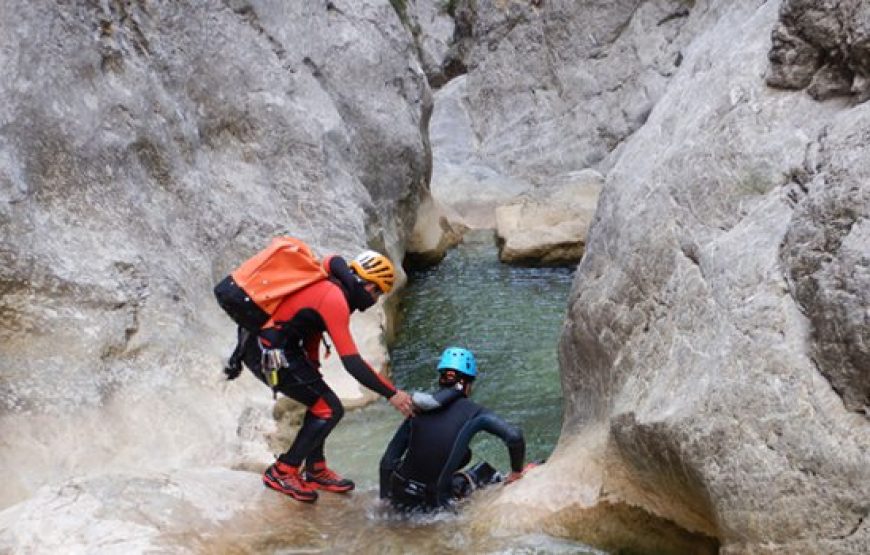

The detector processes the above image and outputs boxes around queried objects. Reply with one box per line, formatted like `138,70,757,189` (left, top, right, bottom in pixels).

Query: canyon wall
0,0,430,510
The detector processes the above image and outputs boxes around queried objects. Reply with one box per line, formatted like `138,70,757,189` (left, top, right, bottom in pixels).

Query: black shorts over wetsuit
379,391,525,511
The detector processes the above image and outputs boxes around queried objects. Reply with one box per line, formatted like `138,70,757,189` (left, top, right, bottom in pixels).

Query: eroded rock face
429,75,529,228
780,118,870,415
403,0,467,88
767,0,870,101
405,189,466,269
456,0,698,182
483,1,869,553
429,0,699,233
0,0,429,510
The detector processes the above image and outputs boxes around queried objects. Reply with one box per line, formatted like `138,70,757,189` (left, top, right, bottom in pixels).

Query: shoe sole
263,475,318,503
303,472,355,493
306,481,355,493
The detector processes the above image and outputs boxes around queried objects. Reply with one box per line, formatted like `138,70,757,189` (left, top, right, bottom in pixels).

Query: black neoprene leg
274,363,344,467
303,390,344,466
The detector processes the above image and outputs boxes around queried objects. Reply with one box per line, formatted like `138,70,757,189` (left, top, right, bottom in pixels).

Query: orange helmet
350,250,396,294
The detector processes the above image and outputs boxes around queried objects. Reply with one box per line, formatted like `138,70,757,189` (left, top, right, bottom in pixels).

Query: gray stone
428,0,701,234
495,170,602,266
483,1,869,554
403,0,461,87
405,190,467,268
0,469,265,553
768,0,870,101
429,75,530,228
459,0,699,181
0,0,430,510
781,115,870,415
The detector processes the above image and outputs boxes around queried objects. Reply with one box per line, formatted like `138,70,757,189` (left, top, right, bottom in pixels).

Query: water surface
329,230,572,483
231,231,594,553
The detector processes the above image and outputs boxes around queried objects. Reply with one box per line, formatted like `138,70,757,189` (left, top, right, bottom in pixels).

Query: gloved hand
223,360,243,381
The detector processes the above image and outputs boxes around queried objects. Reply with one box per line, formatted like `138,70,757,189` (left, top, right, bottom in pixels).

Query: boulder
405,190,467,269
495,170,602,266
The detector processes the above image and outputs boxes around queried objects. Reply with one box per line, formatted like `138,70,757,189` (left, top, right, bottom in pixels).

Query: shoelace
311,467,342,482
276,471,314,490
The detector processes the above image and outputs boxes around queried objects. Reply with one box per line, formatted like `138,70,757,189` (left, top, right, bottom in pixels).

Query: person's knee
309,395,344,423
331,400,345,423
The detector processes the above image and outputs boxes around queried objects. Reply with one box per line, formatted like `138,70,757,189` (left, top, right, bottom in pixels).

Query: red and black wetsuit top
259,256,397,399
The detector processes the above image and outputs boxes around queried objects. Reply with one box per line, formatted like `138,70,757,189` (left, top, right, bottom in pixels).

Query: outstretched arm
435,411,525,496
474,412,525,473
411,386,464,411
318,288,397,398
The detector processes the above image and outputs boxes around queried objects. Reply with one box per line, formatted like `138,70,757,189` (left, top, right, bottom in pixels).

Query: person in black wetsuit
379,347,527,512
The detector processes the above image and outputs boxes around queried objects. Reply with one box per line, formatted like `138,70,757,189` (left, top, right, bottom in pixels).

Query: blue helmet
437,347,477,379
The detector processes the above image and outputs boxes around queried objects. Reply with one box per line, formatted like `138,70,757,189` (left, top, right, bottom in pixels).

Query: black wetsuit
379,388,525,511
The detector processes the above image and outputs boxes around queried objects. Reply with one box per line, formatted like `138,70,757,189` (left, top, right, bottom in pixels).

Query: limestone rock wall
553,1,869,552
470,1,868,553
425,0,702,243
767,0,870,101
0,0,430,509
436,0,699,183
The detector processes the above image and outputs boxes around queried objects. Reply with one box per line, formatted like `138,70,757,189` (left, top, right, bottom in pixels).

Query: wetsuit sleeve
436,411,526,495
340,355,396,398
319,287,397,398
412,386,464,412
476,412,525,472
379,419,411,499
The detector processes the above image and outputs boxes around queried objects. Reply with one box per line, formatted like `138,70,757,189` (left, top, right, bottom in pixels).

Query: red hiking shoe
263,461,318,503
303,462,355,493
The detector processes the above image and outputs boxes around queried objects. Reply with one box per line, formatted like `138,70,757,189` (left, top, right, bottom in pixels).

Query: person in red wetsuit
240,250,414,503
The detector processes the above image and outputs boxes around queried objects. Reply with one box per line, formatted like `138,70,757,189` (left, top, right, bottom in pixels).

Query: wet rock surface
0,0,429,510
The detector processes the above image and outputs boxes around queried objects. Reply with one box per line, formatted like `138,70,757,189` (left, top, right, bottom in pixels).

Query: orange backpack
214,237,328,331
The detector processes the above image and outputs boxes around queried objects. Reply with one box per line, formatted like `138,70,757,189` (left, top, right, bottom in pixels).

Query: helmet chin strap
348,277,376,312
